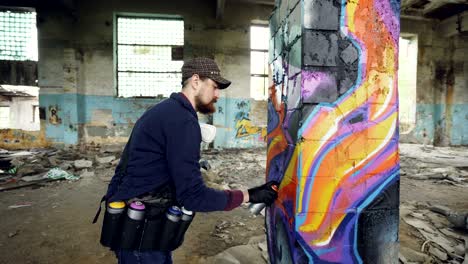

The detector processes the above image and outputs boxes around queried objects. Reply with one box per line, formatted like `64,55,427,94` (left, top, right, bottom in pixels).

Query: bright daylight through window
116,16,184,97
250,25,269,101
0,10,37,61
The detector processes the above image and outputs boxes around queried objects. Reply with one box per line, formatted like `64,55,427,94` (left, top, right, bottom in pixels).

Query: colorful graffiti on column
266,0,400,263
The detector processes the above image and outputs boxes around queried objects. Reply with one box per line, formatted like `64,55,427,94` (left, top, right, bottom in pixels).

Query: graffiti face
267,0,400,263
48,106,62,125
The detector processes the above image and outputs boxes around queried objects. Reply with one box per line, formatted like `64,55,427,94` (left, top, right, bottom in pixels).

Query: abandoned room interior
0,0,467,263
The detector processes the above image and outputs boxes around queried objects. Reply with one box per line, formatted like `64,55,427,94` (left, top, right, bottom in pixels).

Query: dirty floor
0,144,467,263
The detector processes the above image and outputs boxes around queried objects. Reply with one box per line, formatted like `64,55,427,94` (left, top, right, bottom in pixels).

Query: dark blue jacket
106,93,242,212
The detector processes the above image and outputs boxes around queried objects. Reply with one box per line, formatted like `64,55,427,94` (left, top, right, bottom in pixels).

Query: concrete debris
95,156,115,164
402,202,467,263
400,246,430,263
428,245,448,261
7,230,18,238
74,160,93,169
257,241,267,252
8,203,32,209
100,144,124,154
0,146,117,191
463,239,468,264
48,157,58,167
20,174,46,182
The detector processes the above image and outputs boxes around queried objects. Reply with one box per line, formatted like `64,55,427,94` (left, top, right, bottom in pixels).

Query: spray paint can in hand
100,201,126,248
248,184,278,215
173,207,194,247
157,206,182,250
120,201,145,249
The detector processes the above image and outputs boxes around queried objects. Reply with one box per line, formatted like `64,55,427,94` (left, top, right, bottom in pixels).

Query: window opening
0,10,37,61
398,35,418,133
250,25,269,100
116,15,184,97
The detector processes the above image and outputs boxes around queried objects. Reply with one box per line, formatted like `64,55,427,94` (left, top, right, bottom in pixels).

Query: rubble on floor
400,143,468,264
400,201,468,263
0,145,267,193
1,143,468,263
400,144,468,187
0,144,124,192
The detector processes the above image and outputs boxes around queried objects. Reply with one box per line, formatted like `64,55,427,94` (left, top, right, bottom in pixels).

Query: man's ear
191,74,201,91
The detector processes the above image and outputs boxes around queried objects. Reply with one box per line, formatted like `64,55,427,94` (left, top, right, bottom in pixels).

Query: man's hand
247,181,279,205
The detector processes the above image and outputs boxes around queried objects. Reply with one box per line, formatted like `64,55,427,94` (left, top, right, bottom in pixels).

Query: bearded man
101,58,278,264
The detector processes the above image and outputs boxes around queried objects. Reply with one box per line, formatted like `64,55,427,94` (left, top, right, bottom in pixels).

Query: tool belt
98,185,195,251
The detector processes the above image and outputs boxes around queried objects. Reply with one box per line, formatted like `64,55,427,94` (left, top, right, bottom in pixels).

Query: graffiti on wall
48,105,62,125
234,100,267,140
266,0,400,263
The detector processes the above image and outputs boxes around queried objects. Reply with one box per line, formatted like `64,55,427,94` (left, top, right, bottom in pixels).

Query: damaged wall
0,61,37,86
37,0,271,147
266,0,400,263
0,123,48,149
400,18,468,146
0,96,39,131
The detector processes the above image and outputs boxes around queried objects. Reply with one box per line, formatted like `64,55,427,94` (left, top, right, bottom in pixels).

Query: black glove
248,181,279,205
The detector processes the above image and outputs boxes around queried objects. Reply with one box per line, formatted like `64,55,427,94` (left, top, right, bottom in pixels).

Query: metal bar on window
250,49,269,52
251,74,268,77
115,15,184,98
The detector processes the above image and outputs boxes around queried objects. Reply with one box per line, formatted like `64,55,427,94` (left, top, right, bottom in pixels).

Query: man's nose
214,88,220,98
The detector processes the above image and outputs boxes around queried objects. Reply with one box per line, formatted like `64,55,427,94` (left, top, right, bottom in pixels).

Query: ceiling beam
401,0,428,10
437,10,468,37
216,0,226,20
234,0,275,6
424,0,466,15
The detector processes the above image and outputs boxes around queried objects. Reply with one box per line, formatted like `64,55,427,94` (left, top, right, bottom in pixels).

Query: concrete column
266,0,400,263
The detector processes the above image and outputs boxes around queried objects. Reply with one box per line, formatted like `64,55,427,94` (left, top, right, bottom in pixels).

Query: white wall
0,97,39,131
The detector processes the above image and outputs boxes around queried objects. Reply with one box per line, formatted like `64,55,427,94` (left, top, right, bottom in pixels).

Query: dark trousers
116,249,172,264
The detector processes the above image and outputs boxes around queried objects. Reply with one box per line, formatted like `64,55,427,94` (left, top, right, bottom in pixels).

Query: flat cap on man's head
182,57,232,89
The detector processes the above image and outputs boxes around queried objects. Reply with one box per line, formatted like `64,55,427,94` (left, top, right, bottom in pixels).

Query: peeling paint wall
399,20,468,146
37,0,271,147
214,98,267,148
0,123,49,150
0,96,39,131
266,0,400,263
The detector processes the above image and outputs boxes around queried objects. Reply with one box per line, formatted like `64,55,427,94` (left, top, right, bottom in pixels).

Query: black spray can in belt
173,207,194,247
120,201,145,249
157,206,182,250
249,185,278,215
100,201,126,248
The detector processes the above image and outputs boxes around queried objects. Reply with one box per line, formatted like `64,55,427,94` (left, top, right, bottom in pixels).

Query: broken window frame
113,12,184,98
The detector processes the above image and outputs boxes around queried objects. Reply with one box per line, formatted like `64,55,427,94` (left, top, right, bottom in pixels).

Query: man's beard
195,95,217,114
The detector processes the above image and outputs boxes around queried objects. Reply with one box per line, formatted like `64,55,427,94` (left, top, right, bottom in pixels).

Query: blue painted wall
412,104,468,145
451,104,468,145
40,94,159,144
213,97,266,148
40,93,267,148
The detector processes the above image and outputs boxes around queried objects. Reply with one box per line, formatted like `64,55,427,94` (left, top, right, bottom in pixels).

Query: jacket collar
170,92,197,119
